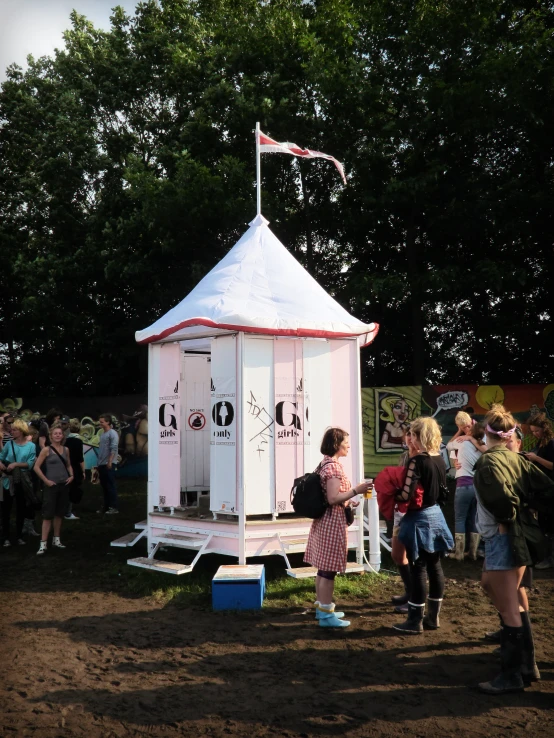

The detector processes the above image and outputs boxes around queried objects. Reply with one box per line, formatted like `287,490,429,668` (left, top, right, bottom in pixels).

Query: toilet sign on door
188,411,206,430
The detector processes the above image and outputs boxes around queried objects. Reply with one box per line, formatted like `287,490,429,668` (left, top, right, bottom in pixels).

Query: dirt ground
1,482,553,738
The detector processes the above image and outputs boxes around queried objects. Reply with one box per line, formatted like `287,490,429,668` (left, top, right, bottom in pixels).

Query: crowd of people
0,408,120,554
304,406,554,695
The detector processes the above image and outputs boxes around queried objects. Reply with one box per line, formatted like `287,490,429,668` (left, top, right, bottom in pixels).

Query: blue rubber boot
314,602,344,620
318,605,350,628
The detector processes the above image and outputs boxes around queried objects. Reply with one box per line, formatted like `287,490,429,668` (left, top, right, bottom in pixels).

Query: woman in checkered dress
304,427,372,628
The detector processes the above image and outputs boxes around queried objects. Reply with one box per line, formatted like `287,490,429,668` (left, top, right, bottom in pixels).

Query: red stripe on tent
137,318,379,346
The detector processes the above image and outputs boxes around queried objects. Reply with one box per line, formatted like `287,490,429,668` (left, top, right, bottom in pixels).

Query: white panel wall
243,337,275,515
181,354,211,490
210,335,238,513
302,340,333,473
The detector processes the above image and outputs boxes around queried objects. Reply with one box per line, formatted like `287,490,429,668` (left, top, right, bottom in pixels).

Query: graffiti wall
363,383,554,477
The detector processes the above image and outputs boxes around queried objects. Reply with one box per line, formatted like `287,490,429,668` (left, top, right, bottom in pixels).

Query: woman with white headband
473,404,554,695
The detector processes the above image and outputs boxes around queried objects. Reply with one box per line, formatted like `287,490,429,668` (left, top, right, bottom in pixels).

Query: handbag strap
49,444,70,478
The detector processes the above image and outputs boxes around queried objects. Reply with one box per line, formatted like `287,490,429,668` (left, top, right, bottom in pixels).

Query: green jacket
474,447,554,566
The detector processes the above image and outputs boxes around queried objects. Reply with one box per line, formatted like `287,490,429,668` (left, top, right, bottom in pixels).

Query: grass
3,475,396,609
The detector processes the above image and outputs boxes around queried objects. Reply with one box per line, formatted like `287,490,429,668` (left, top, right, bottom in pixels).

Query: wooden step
286,562,365,579
154,532,206,549
111,530,146,548
135,519,148,530
127,557,193,575
281,537,308,551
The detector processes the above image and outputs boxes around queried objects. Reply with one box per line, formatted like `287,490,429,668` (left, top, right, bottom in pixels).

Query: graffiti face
392,399,409,425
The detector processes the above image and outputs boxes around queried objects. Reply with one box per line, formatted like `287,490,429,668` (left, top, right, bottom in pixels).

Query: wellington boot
521,611,541,684
314,602,344,620
478,624,525,694
484,613,503,642
423,598,442,630
392,603,424,634
454,533,465,561
468,533,481,561
391,592,409,606
391,564,412,605
478,670,525,694
319,612,350,628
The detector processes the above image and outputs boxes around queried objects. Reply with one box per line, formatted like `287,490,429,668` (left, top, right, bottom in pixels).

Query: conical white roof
136,215,379,346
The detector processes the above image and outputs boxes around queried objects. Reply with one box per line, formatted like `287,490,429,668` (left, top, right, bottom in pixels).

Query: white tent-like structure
136,215,378,347
116,215,381,577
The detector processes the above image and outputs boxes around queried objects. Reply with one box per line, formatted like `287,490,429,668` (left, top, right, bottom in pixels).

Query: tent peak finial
249,214,269,228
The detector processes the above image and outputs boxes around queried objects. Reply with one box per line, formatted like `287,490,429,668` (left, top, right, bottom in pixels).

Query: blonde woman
474,405,554,694
34,424,74,555
0,419,36,546
393,417,453,634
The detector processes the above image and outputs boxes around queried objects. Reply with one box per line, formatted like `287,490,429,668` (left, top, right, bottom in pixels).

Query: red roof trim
137,318,379,346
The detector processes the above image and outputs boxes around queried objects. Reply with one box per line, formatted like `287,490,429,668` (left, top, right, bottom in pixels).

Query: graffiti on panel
375,389,418,453
363,383,554,478
246,390,275,460
362,386,422,477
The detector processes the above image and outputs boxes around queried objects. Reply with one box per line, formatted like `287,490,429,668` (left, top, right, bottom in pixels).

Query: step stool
212,565,265,611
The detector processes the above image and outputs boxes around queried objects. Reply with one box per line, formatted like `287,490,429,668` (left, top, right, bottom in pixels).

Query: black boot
423,597,442,629
392,603,424,634
391,564,412,605
478,624,525,694
521,611,541,684
484,612,503,643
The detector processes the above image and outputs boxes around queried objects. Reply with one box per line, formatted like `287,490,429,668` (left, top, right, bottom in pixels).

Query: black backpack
290,461,333,519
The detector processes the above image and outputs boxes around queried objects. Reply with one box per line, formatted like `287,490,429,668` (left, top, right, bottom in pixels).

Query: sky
0,0,140,81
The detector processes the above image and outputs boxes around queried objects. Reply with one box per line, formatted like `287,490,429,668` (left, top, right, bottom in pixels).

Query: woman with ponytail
473,405,554,694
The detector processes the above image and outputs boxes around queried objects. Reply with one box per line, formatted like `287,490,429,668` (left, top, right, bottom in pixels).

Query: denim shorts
393,509,405,537
484,532,515,571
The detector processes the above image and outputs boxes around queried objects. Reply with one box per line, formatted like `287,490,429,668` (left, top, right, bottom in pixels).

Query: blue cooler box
212,565,265,611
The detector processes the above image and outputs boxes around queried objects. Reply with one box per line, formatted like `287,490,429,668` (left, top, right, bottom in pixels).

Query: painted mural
363,384,554,477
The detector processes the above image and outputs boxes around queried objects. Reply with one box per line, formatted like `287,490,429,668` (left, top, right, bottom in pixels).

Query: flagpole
255,121,261,216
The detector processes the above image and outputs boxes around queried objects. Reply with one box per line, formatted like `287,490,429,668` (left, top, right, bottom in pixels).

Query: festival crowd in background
0,408,119,554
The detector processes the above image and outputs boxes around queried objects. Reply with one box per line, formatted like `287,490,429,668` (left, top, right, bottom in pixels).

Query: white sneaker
3,540,11,547
51,537,66,549
37,541,47,555
106,507,119,515
17,538,26,545
64,513,79,520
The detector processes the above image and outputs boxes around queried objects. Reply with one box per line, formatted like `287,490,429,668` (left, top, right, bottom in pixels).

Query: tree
1,0,553,396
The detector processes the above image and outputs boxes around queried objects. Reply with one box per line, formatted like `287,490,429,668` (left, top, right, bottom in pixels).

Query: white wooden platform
286,562,365,579
280,537,308,552
110,529,146,548
127,557,193,575
154,532,206,549
135,519,148,530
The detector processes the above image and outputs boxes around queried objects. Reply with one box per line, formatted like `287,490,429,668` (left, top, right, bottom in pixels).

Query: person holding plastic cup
304,427,372,628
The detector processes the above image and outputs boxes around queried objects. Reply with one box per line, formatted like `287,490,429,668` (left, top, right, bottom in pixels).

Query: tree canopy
1,0,553,396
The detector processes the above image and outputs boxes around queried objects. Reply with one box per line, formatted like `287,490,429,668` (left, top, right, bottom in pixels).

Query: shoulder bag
10,441,41,510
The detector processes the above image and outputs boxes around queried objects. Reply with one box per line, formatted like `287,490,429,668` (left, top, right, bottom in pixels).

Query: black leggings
410,551,445,604
1,483,26,542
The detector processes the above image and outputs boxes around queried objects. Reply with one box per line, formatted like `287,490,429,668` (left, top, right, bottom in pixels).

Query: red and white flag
257,130,346,184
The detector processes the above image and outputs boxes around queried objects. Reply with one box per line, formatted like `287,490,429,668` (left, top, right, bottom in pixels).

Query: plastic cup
364,479,374,499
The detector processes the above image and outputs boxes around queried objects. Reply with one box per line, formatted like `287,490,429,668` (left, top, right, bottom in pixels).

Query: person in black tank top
392,417,453,635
